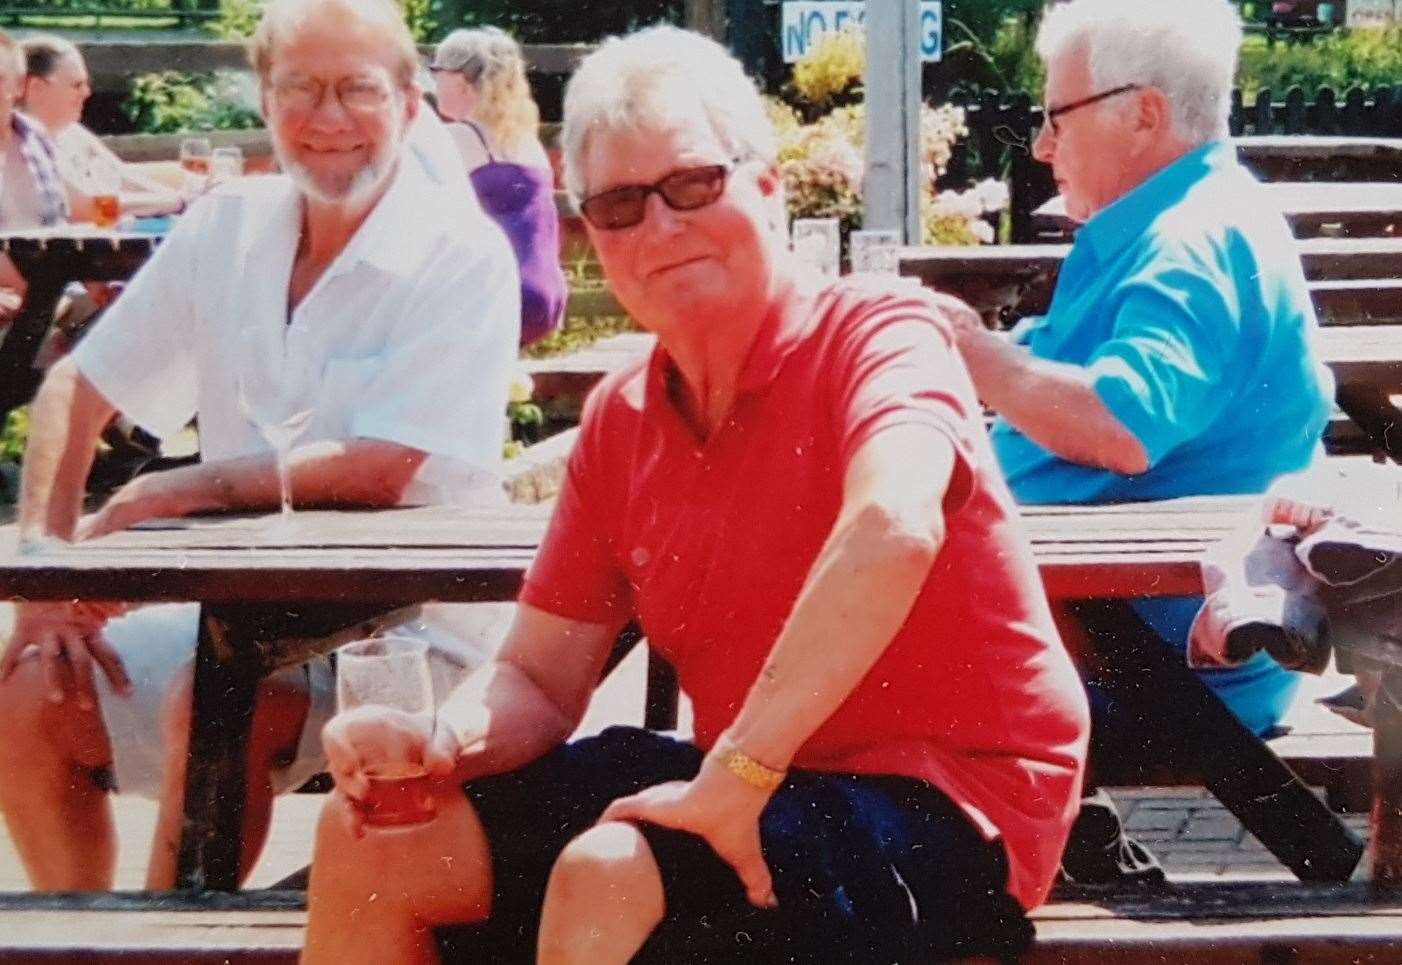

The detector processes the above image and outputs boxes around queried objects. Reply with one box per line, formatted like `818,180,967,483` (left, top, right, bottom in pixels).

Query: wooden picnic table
902,239,1402,325
0,493,1378,892
1033,182,1402,242
0,227,163,429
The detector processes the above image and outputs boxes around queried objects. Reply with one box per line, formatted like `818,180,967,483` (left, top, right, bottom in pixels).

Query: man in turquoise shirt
952,0,1336,883
956,0,1332,737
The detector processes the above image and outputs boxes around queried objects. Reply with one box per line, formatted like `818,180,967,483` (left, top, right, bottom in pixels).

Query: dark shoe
1058,790,1167,888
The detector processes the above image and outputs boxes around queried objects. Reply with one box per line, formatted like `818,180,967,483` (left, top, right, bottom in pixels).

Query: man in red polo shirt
301,26,1089,965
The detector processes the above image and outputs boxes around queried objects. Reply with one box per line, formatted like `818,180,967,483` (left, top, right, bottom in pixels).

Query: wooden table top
0,495,1254,606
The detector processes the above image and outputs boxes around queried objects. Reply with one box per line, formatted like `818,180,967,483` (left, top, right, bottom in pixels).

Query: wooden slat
5,883,1402,964
1034,183,1402,241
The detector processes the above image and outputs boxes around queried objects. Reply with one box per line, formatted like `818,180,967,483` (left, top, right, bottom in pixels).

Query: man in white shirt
0,0,519,890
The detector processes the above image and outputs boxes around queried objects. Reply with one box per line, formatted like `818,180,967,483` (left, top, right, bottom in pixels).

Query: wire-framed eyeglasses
1042,83,1142,136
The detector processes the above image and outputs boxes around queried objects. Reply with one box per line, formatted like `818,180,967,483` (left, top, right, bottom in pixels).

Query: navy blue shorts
437,726,1031,963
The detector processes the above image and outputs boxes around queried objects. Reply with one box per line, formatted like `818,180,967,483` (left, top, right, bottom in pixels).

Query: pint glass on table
87,155,121,229
335,636,437,827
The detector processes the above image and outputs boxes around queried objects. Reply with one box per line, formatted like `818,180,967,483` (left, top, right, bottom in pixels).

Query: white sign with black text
780,1,943,64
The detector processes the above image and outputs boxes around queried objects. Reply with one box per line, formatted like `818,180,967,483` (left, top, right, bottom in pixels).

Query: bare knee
158,664,305,776
0,655,110,772
309,789,493,926
545,821,665,929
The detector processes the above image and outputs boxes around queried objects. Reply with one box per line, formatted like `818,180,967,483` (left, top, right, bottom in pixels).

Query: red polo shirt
521,274,1089,909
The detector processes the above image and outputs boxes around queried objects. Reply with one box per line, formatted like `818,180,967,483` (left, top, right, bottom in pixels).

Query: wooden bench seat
6,883,1402,963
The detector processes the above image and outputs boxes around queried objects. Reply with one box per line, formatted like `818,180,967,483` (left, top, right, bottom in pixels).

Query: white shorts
88,601,512,799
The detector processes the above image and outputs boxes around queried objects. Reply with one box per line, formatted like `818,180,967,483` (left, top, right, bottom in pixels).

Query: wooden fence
945,85,1402,242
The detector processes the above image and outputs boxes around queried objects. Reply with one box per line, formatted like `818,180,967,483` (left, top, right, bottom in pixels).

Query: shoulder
447,123,491,172
394,158,513,272
816,273,959,349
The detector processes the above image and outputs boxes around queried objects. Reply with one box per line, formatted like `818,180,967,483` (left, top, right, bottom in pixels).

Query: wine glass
335,636,437,827
791,217,841,276
179,137,212,194
235,327,316,533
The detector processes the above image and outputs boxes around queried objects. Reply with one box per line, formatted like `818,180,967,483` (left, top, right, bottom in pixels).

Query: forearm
437,658,577,782
724,504,941,770
957,327,1148,474
120,189,183,218
149,439,428,515
18,363,114,541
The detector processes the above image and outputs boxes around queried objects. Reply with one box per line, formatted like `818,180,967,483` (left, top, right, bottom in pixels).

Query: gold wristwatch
714,738,786,792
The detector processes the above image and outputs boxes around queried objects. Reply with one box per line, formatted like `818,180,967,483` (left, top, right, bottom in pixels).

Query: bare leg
0,652,117,889
301,788,495,965
146,665,310,889
537,821,665,965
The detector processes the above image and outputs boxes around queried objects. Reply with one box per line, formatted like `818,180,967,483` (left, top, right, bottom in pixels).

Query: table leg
1371,668,1402,889
175,604,262,892
1073,598,1365,882
0,271,67,425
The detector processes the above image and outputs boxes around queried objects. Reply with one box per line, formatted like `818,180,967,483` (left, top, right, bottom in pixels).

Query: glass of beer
87,156,121,230
210,146,244,186
179,137,212,193
335,636,438,828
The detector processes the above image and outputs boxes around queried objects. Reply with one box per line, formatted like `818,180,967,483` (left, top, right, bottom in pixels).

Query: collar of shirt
235,149,451,290
1076,139,1235,266
632,266,824,416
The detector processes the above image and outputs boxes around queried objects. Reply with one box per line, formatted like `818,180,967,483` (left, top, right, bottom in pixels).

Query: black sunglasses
578,163,734,231
1042,83,1142,135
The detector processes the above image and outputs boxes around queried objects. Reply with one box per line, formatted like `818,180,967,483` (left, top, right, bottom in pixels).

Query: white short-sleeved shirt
73,149,522,505
408,101,477,201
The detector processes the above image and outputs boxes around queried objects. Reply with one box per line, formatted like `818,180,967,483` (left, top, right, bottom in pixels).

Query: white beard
271,126,399,206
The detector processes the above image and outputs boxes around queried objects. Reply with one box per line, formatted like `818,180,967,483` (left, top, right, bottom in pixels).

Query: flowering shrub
790,26,865,111
776,28,1007,247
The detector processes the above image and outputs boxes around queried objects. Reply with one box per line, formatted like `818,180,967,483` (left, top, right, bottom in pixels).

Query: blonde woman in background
430,26,565,344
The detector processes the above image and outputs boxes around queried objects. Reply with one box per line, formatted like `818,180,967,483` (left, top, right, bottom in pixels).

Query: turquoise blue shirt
990,140,1334,734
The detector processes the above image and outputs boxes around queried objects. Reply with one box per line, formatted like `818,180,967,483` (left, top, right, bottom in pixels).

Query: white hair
1037,0,1241,145
561,25,777,202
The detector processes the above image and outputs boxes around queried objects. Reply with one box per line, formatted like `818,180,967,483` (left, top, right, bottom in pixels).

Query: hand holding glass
336,637,437,827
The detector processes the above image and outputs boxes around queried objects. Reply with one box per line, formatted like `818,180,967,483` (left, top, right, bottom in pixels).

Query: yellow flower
792,26,865,107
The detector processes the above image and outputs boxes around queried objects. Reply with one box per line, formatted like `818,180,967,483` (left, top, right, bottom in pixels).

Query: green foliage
208,0,264,39
209,0,432,41
939,4,1044,97
521,305,636,359
124,70,262,134
0,406,27,466
0,408,22,503
438,0,682,43
2,0,174,11
1237,27,1402,98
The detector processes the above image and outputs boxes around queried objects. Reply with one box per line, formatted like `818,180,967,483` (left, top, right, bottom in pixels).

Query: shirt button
631,547,651,567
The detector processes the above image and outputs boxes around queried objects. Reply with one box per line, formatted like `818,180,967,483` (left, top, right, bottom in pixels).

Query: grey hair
1036,0,1241,145
249,0,419,87
561,25,777,202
